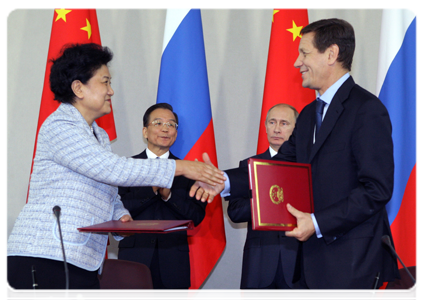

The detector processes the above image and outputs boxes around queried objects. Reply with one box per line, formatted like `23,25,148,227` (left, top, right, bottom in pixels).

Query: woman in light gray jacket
7,43,224,289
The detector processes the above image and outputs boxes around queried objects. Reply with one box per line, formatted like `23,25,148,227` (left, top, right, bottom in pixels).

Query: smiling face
265,105,296,152
294,32,332,95
72,64,114,125
143,108,178,156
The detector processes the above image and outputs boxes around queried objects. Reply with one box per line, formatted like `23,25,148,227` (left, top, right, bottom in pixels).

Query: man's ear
142,126,148,140
327,44,339,66
71,80,84,99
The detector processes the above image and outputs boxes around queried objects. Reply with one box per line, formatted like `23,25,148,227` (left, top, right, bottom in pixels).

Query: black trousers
8,256,100,289
244,255,298,300
298,252,370,300
150,245,188,300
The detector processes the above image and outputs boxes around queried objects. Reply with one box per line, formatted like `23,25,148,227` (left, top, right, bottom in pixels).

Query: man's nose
294,55,302,68
274,124,281,132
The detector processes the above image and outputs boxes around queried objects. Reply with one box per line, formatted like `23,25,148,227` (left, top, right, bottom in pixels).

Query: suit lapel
265,149,271,159
260,149,271,159
137,150,178,160
301,107,315,161
308,77,355,163
133,150,147,159
168,151,179,160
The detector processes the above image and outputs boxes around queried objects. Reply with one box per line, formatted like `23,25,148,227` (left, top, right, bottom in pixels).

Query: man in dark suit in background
118,103,207,289
224,103,300,289
202,18,399,289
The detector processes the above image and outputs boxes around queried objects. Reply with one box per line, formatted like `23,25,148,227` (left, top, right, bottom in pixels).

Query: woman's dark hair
301,18,355,71
49,43,113,103
143,103,179,127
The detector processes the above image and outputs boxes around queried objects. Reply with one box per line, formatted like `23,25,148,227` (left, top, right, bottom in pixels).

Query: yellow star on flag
81,19,92,39
55,9,72,22
286,20,303,41
273,10,279,22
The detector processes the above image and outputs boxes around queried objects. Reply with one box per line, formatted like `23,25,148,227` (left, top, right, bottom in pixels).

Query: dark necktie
315,98,325,134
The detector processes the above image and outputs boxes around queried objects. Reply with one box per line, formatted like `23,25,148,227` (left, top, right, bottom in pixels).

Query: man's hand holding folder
285,204,315,241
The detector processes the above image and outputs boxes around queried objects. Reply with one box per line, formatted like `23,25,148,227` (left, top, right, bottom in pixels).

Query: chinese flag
28,9,117,199
256,9,315,154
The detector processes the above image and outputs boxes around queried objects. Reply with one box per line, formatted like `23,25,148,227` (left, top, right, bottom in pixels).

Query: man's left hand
285,204,315,241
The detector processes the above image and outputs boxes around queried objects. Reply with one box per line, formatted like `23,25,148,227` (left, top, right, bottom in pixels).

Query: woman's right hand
175,153,225,184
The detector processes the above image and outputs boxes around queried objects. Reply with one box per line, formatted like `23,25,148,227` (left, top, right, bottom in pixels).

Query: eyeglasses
148,120,178,130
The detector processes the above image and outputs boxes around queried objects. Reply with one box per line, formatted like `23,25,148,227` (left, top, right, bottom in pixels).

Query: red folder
248,158,314,231
78,220,194,234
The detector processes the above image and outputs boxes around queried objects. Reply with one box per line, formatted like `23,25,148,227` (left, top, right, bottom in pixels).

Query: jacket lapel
136,150,177,160
259,148,271,159
308,77,354,163
169,151,179,160
133,150,147,159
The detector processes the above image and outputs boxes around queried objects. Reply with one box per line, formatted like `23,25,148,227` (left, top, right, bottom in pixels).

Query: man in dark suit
225,103,300,289
118,103,207,289
202,18,399,289
280,18,399,289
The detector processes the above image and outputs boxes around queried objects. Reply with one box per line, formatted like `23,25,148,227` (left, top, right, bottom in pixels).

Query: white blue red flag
376,9,416,268
156,9,226,289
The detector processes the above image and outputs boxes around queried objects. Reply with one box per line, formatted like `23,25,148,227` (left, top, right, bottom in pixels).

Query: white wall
7,9,397,291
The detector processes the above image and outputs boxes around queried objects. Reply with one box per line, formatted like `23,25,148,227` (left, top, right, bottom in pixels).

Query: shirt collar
318,73,350,105
146,148,170,159
269,146,278,157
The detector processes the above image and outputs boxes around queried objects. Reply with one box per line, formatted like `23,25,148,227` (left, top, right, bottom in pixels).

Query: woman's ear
71,80,83,99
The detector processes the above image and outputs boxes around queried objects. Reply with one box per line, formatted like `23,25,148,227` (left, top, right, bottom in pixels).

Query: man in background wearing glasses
117,103,207,289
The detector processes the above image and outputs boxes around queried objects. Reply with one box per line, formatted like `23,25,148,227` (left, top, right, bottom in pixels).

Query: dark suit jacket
226,149,300,289
118,150,207,289
227,77,399,288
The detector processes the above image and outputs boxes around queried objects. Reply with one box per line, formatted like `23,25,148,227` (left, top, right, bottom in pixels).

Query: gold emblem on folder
269,185,284,204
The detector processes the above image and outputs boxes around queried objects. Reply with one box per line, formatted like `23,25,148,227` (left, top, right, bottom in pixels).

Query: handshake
175,153,226,203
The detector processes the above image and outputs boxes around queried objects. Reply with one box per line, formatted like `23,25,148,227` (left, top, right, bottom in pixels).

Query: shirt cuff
311,213,323,238
220,172,231,198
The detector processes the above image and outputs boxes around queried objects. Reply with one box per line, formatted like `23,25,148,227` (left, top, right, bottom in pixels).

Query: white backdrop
6,7,419,297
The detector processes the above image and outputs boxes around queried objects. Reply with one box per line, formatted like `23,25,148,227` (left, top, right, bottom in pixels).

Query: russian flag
156,9,226,288
376,9,416,268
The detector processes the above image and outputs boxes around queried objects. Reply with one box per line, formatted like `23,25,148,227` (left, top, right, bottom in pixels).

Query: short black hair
143,103,179,127
301,18,355,71
49,43,113,103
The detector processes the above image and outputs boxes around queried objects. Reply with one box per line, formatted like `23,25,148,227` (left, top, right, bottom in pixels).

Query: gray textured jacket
8,103,175,271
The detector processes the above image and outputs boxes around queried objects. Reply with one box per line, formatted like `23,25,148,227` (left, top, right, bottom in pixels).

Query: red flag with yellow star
28,9,117,199
256,9,316,154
